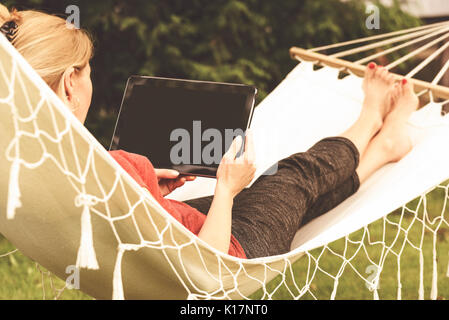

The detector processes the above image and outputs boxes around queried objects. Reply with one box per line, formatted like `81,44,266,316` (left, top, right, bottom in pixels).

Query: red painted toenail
402,79,408,85
368,62,376,69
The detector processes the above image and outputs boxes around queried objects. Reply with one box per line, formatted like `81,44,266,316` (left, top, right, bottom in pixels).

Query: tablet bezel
109,75,257,178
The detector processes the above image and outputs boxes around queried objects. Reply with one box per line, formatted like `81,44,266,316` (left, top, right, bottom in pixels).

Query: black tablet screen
110,77,256,177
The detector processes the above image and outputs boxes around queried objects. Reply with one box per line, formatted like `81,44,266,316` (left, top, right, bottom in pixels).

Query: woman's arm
198,132,256,254
197,183,235,254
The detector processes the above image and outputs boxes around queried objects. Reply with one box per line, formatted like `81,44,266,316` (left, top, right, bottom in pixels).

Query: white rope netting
1,23,449,300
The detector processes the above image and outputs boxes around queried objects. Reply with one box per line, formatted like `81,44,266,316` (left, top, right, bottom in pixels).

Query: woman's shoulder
109,150,156,179
109,149,159,191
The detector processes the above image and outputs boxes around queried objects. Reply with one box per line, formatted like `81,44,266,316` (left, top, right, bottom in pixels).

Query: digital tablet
109,76,257,178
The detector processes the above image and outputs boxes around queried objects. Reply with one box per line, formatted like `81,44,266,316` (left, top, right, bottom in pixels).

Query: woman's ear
62,66,76,104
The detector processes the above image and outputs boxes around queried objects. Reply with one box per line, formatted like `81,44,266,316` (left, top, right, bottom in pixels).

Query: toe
386,73,395,85
402,79,416,99
389,89,398,108
402,80,419,110
398,82,405,97
366,62,377,79
391,83,402,103
402,79,414,94
379,67,389,82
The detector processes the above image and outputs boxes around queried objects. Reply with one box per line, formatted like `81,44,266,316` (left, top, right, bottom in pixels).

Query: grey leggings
185,137,360,259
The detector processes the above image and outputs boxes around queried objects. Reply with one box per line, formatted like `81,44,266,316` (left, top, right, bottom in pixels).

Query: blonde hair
0,4,93,96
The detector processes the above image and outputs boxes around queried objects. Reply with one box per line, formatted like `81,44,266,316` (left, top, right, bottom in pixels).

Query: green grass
0,237,91,300
1,183,448,300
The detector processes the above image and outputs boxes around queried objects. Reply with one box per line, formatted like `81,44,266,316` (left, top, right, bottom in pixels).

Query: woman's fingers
243,130,255,165
222,132,256,167
154,169,180,180
223,135,243,163
173,177,186,188
165,177,187,194
215,132,258,197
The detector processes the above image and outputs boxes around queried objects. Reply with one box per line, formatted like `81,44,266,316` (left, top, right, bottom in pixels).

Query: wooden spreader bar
290,47,449,101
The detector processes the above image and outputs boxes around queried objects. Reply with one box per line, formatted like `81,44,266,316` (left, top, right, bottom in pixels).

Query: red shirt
109,150,247,259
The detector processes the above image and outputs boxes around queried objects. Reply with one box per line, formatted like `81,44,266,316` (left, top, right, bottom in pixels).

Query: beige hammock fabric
1,22,449,299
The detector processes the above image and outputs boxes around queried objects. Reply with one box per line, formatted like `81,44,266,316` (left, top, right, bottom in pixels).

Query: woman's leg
185,138,360,220
356,80,419,183
300,174,360,227
300,80,419,227
230,136,362,258
340,64,395,156
187,136,361,258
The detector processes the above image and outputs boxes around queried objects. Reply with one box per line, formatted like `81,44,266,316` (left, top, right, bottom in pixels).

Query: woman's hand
155,169,196,197
216,131,256,199
198,131,256,254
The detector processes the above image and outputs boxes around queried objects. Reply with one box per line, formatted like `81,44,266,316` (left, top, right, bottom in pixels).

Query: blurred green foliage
3,0,421,147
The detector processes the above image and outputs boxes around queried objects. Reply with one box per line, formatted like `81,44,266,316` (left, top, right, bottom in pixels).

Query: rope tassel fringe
7,160,22,220
112,246,125,300
75,195,99,270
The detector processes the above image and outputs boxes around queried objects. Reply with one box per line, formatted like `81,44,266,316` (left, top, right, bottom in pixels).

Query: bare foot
362,62,396,123
356,79,419,183
372,79,419,163
386,79,420,122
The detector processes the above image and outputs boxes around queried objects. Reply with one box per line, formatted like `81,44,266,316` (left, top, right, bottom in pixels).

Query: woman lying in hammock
1,6,419,259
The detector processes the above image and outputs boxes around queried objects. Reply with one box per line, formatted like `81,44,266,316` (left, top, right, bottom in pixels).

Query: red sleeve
109,150,164,201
